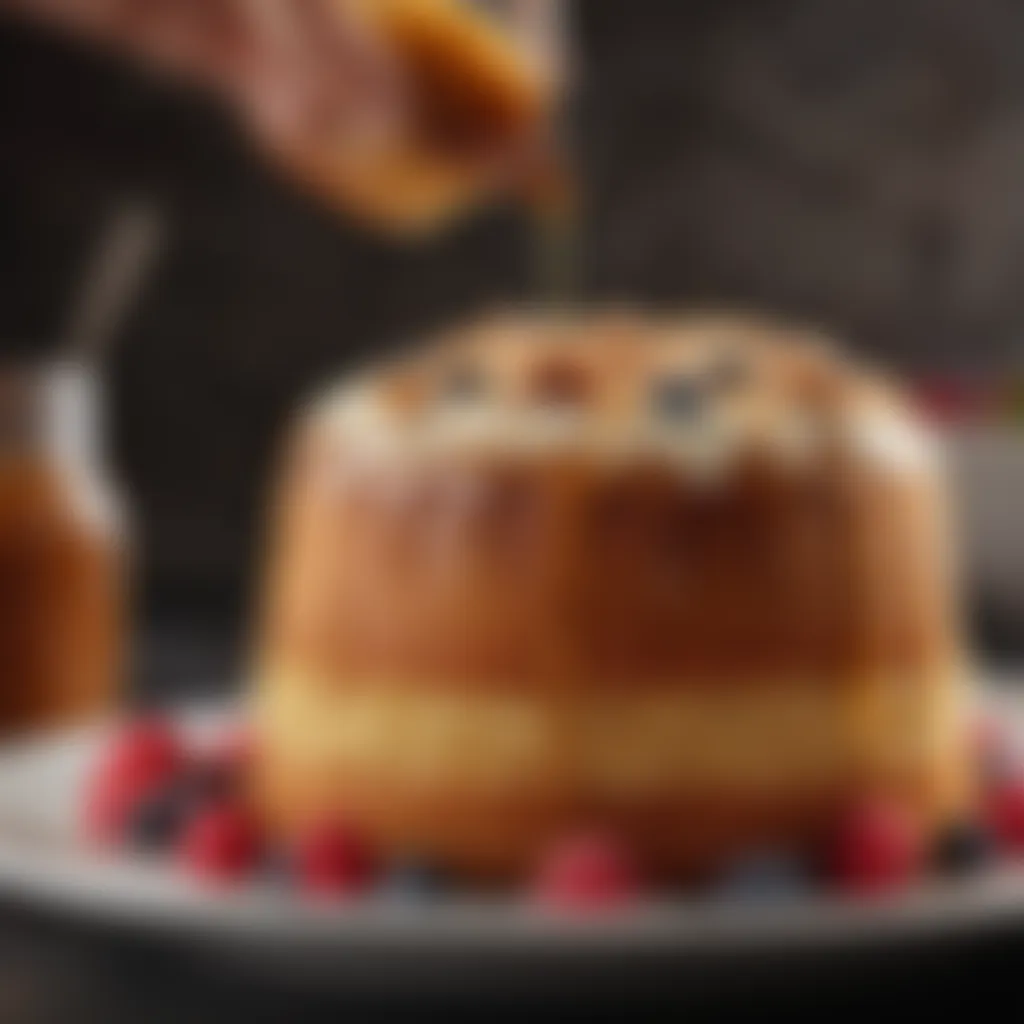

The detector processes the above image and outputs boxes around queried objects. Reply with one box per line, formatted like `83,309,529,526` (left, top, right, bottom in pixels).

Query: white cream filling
844,413,936,474
318,383,933,482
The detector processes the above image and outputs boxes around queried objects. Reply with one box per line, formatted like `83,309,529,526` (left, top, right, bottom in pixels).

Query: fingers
229,0,405,153
115,0,251,81
0,0,405,149
1,0,260,87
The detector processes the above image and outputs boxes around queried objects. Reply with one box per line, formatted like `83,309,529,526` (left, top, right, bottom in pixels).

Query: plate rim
0,687,1023,955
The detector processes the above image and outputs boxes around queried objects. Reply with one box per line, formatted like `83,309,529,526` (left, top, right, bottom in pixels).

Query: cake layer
252,666,970,878
261,452,957,687
255,667,967,796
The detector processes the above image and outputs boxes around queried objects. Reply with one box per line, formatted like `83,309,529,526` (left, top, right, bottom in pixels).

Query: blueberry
649,375,705,421
189,759,239,804
260,844,296,889
933,820,993,876
440,364,486,403
708,354,751,393
383,858,449,900
126,780,198,854
713,851,809,903
529,360,589,407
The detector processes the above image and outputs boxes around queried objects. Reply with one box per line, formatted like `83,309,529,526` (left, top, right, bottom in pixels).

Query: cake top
313,311,935,482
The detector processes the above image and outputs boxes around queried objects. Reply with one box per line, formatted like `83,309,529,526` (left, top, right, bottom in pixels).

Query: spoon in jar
61,200,164,365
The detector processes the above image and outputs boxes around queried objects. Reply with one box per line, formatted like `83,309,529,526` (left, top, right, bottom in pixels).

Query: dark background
3,0,1024,646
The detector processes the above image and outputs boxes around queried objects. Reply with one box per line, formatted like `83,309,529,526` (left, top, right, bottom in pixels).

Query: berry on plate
532,832,640,910
713,850,809,903
383,857,449,900
82,717,186,845
985,776,1024,853
826,799,924,896
932,819,993,876
973,713,1020,785
179,805,261,884
295,822,376,897
126,778,201,854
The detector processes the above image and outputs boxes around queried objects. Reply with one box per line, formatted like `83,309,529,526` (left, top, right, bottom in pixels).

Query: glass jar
0,361,126,735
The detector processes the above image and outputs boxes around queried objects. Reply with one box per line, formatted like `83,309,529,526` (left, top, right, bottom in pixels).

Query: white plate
0,693,1023,988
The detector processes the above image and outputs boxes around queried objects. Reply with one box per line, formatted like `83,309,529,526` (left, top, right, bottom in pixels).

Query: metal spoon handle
62,201,163,364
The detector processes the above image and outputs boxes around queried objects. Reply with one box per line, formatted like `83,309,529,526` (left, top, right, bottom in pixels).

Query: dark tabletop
3,894,1024,1022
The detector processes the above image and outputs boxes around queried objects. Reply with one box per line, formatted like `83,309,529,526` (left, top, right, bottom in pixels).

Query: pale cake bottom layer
251,666,972,878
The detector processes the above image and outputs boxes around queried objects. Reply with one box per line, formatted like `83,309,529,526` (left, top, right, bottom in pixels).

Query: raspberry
827,799,923,896
985,777,1024,853
295,823,376,896
533,832,640,910
82,718,186,845
179,805,261,884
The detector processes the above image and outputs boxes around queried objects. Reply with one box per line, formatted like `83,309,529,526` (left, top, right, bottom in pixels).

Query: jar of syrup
0,361,126,735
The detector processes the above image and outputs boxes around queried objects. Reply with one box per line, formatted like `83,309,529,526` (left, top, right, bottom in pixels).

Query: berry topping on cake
649,374,705,421
707,353,752,394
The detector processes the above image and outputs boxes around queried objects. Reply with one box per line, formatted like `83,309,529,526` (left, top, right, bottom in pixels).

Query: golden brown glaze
252,312,971,879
